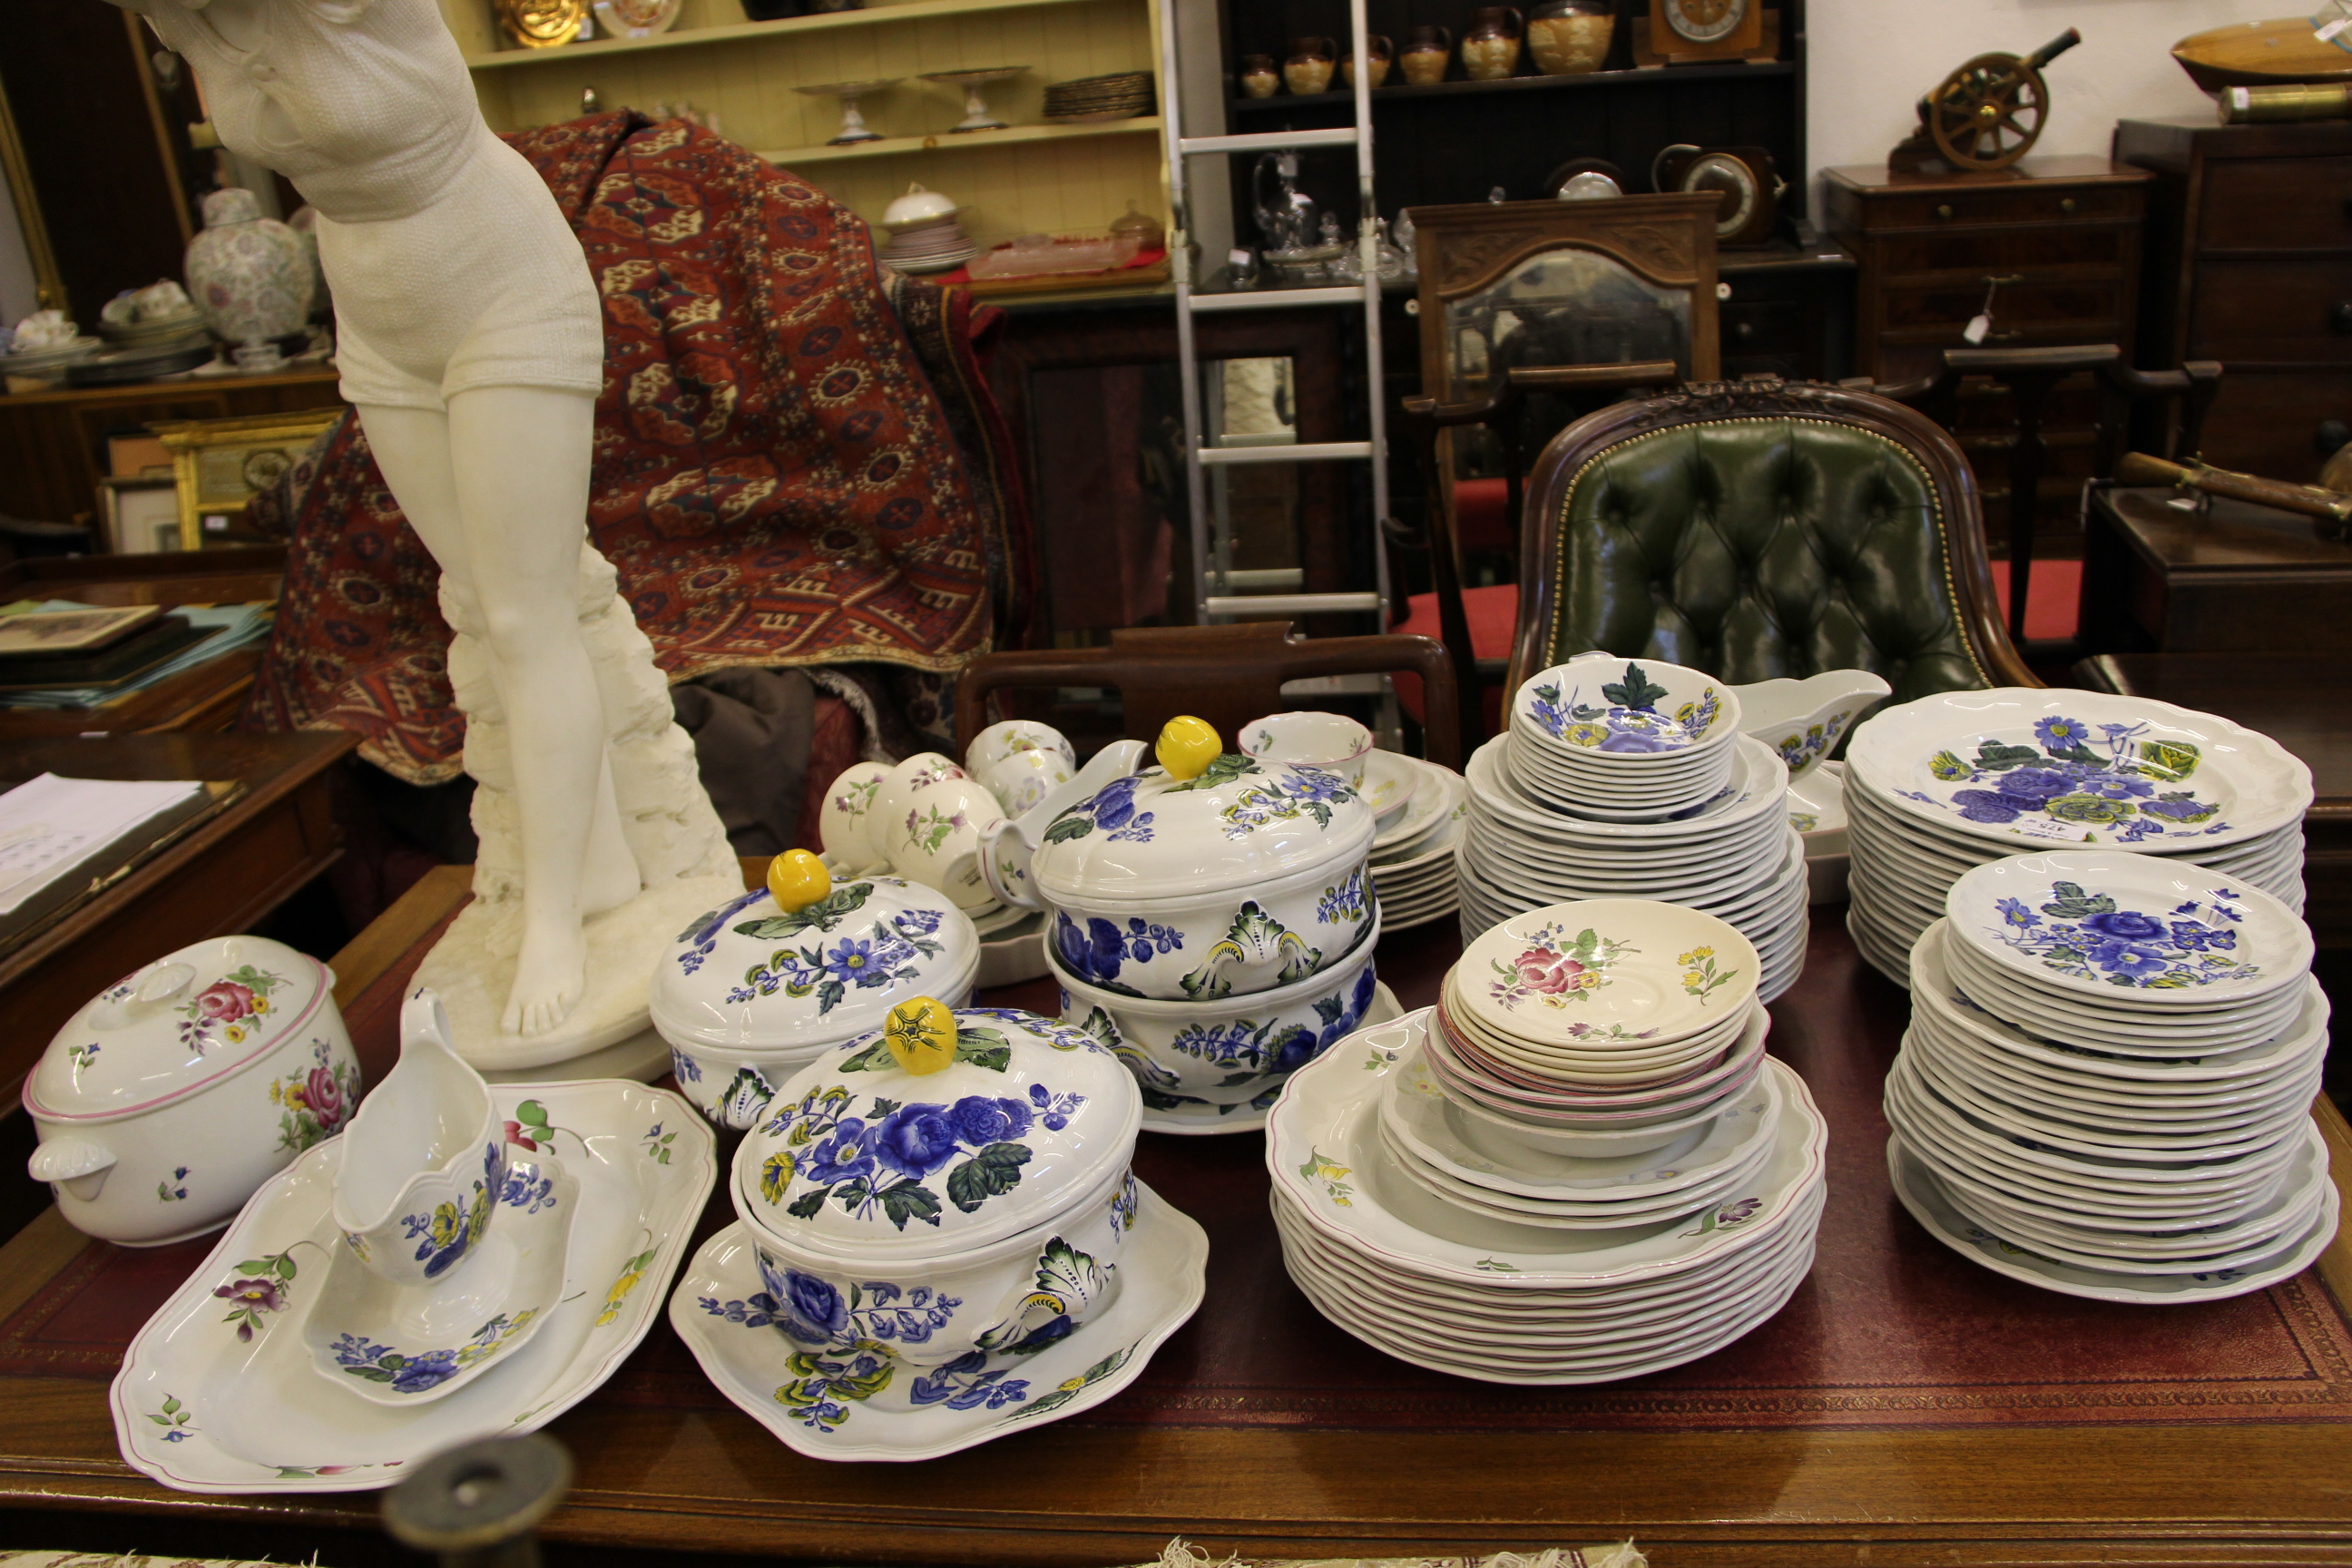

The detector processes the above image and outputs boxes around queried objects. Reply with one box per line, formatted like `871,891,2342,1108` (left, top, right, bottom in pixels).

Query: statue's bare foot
502,917,588,1036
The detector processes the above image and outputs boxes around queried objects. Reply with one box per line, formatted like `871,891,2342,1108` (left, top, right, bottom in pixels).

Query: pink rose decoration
306,1066,346,1130
505,1120,539,1152
1512,947,1584,995
191,981,255,1024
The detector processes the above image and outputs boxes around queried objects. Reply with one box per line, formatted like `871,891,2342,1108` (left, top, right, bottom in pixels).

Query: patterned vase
183,188,313,354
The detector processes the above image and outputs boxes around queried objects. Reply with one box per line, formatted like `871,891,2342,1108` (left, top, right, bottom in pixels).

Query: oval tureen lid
25,936,332,1122
733,996,1141,1260
652,855,981,1054
1030,718,1374,904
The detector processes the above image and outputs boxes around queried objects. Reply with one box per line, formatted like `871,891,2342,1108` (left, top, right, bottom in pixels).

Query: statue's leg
367,386,608,1036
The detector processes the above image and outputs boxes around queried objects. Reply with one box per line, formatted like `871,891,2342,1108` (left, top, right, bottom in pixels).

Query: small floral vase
184,188,314,356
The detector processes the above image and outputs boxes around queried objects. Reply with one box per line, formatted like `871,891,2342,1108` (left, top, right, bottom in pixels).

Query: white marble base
478,1022,672,1084
419,872,741,1073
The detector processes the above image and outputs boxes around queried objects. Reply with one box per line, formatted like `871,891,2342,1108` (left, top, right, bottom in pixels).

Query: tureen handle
28,1136,115,1201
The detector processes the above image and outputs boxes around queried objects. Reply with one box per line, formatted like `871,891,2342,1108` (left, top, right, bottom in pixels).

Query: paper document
0,773,208,915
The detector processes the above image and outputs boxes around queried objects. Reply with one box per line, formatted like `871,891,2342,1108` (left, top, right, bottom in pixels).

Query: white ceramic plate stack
1843,689,2312,986
1269,1004,1826,1385
879,211,978,274
1505,652,1742,820
1367,754,1466,932
1456,715,1807,1003
1884,851,2336,1304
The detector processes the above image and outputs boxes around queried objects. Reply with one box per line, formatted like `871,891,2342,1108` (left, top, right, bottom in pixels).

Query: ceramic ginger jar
24,936,358,1246
652,855,981,1131
729,997,1142,1369
184,188,314,349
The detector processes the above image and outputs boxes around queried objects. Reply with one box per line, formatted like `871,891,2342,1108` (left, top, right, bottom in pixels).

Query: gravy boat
1731,670,1891,779
331,989,508,1289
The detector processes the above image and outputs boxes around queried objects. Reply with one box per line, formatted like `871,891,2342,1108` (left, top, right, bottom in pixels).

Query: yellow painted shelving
756,115,1158,167
462,0,1105,69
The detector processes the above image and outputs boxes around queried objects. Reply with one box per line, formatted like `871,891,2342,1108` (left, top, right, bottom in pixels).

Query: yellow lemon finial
885,995,957,1075
766,848,831,913
1156,715,1220,782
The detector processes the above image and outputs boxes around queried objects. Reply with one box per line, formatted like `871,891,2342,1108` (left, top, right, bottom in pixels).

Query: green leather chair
1507,377,2038,701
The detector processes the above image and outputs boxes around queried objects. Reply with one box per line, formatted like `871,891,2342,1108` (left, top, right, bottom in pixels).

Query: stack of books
0,601,274,709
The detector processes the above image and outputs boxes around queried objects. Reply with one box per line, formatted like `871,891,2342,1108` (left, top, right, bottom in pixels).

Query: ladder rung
1224,567,1304,590
1207,592,1383,616
1178,128,1360,155
1198,441,1374,466
1191,285,1367,312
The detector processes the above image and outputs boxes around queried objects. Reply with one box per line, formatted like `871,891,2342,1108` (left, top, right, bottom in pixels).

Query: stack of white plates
1367,752,1465,932
1456,728,1808,1003
1844,689,2311,986
1269,1004,1826,1384
879,214,978,274
1504,652,1742,819
1885,851,2336,1304
98,308,208,352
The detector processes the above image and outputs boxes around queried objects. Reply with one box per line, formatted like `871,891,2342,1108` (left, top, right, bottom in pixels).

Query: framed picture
0,603,162,655
149,410,343,550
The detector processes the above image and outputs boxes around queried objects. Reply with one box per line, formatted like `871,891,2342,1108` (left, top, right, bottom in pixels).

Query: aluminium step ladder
1154,0,1392,631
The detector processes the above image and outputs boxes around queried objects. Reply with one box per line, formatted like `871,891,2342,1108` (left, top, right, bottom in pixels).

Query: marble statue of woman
111,0,737,1055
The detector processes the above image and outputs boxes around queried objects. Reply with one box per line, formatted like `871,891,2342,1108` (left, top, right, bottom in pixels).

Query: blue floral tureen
652,858,981,1132
982,720,1378,1002
727,999,1142,1369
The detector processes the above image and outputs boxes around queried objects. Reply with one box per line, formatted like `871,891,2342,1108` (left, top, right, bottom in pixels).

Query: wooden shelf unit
440,0,1172,253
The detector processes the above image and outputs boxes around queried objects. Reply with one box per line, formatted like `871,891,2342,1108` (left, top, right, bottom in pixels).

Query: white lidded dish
728,1000,1143,1368
651,862,981,1132
24,935,359,1246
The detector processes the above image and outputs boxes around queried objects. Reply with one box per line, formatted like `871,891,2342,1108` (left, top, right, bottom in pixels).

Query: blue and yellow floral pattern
724,908,947,1012
1524,662,1720,753
1908,717,2226,843
756,1076,1083,1231
1984,878,2256,990
328,1308,542,1396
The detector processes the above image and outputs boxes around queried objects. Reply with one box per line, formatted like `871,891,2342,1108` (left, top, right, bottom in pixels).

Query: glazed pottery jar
1527,0,1614,74
1460,7,1524,79
1283,36,1338,94
1399,25,1452,83
1238,53,1281,97
24,936,358,1246
1341,34,1394,87
730,997,1142,1368
652,855,981,1130
183,188,314,356
980,719,1377,1002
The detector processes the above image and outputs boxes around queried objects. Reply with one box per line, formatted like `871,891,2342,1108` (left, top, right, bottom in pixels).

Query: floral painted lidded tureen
736,997,1139,1260
653,856,980,1051
984,718,1377,1002
24,936,358,1246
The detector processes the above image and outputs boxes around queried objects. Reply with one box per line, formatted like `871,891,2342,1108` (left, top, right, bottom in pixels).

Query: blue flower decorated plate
1848,689,2310,853
669,1182,1205,1462
1947,852,2310,1012
302,1157,578,1406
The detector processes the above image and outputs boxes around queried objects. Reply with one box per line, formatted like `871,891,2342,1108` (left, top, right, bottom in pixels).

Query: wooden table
0,731,353,1175
1,865,2349,1565
2077,485,2352,656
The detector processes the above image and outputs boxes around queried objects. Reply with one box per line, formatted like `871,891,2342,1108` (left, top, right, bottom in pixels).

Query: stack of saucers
1267,946,1827,1384
1456,656,1806,1002
1844,689,2311,985
1367,755,1465,932
1886,850,2337,1304
878,212,977,274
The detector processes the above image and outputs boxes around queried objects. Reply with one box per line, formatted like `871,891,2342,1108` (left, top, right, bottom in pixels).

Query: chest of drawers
2117,116,2352,484
1822,156,2151,545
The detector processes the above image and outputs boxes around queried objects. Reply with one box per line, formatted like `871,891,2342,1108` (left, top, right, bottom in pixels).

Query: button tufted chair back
1509,378,2037,699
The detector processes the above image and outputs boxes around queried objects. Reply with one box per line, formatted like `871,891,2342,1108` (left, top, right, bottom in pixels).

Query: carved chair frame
1508,377,2040,697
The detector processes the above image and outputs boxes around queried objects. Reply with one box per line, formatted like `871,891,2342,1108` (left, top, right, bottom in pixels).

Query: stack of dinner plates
878,212,978,274
1843,689,2311,985
1043,71,1155,122
1269,996,1826,1385
1367,755,1465,932
1456,697,1806,1003
1885,851,2336,1304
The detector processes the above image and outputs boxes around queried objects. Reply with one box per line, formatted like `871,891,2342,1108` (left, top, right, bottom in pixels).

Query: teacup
1240,710,1373,790
976,746,1074,817
873,752,971,851
965,719,1075,776
332,990,507,1289
887,774,1006,911
818,761,892,873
